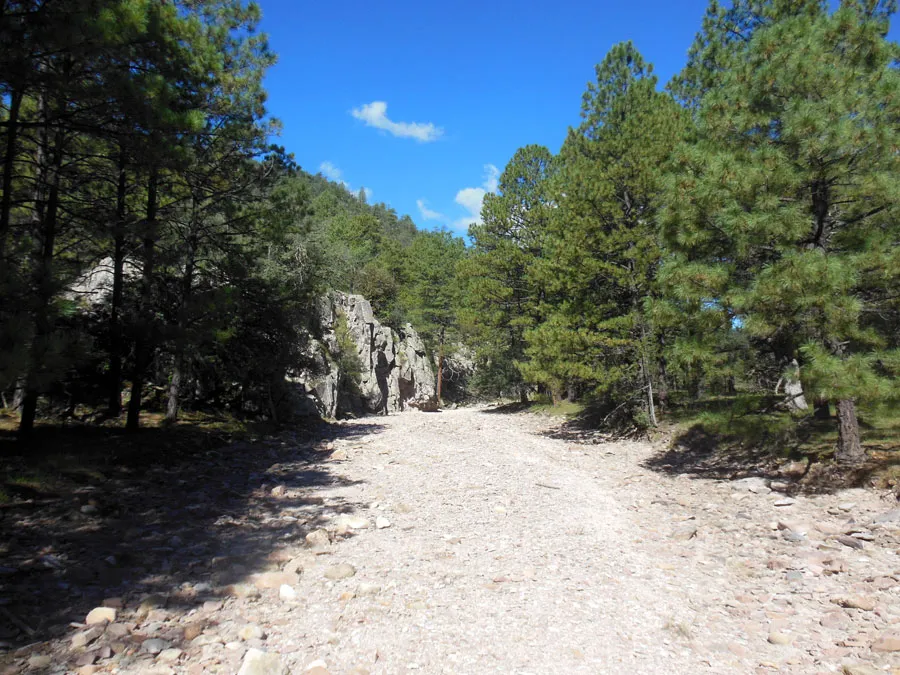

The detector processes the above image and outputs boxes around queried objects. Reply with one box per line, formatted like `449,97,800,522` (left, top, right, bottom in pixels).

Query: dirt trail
247,407,899,675
6,406,900,675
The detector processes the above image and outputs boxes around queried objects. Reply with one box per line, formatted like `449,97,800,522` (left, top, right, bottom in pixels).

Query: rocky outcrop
293,292,435,418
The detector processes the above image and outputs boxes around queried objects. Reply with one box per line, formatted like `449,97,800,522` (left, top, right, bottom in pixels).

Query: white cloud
452,164,501,230
416,199,444,221
351,101,443,143
319,161,349,189
483,163,500,193
320,161,373,202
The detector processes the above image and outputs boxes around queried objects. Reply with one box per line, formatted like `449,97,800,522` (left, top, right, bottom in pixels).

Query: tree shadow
644,419,900,495
0,417,383,658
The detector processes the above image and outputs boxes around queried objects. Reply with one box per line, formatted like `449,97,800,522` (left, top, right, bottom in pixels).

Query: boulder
292,292,437,417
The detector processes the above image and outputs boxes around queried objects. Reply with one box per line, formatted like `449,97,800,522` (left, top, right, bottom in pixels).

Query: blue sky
258,1,899,236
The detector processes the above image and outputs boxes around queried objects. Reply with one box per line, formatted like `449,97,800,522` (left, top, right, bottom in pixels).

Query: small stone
28,655,53,668
375,517,392,529
843,665,882,675
102,597,124,609
357,583,381,596
836,535,865,550
80,504,99,515
239,624,266,641
324,563,356,580
183,621,205,641
85,606,116,625
228,583,261,599
271,485,287,498
672,525,698,541
158,648,183,662
142,638,171,655
872,634,900,652
77,667,98,675
768,632,793,645
71,627,103,649
305,529,331,550
137,593,167,617
833,596,876,611
774,498,796,507
872,508,900,524
250,571,299,590
237,648,289,675
305,660,329,674
279,584,298,602
333,515,370,533
838,502,855,512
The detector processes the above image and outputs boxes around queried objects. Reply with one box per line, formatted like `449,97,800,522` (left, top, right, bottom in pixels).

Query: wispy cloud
351,101,443,143
452,164,500,230
416,199,444,221
319,161,349,188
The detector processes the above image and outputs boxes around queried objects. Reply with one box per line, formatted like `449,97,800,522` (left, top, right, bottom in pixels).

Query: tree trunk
165,359,182,423
165,233,196,424
107,149,127,416
814,400,830,420
835,399,865,464
435,342,444,405
19,128,63,436
0,87,22,254
126,169,159,432
519,387,528,404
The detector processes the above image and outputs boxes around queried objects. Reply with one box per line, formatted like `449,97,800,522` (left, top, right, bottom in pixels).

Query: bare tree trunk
108,149,127,416
519,387,528,404
814,400,830,420
835,399,865,464
126,168,159,432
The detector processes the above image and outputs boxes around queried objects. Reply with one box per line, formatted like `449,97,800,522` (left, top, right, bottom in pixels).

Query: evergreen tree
661,3,900,462
462,145,555,401
523,43,685,423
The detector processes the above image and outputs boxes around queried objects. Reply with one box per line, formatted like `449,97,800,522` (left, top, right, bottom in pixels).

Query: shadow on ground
644,421,900,495
0,418,383,651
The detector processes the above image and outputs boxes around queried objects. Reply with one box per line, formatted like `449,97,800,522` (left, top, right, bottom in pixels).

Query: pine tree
402,231,467,403
661,3,900,462
462,145,555,401
523,43,685,424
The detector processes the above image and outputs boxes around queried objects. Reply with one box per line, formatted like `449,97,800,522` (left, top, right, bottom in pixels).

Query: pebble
237,648,289,675
305,529,331,549
239,624,266,641
833,596,876,611
872,634,900,652
836,535,865,550
774,498,796,507
251,571,300,590
85,606,116,625
142,638,171,654
157,648,183,662
324,563,357,580
27,655,52,668
279,584,298,602
768,632,793,645
842,665,882,675
375,517,392,529
71,627,103,649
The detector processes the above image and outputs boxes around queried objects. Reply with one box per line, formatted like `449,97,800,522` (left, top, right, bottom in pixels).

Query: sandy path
13,406,897,675
249,407,898,675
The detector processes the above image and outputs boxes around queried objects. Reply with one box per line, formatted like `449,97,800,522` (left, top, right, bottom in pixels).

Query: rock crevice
294,292,436,418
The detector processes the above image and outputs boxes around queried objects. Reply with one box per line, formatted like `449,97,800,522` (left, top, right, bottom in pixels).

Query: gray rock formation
293,292,435,418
